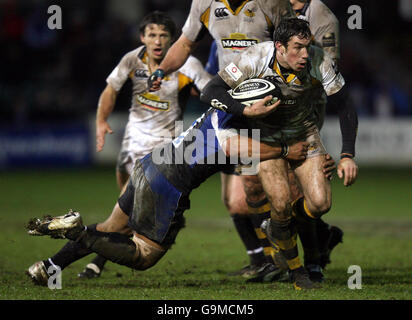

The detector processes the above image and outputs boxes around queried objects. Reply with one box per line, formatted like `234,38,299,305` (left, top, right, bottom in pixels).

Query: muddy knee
129,235,167,270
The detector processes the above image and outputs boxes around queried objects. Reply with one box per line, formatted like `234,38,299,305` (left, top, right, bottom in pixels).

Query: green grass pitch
0,167,411,300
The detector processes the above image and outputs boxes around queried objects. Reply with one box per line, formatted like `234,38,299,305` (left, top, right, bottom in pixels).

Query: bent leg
294,155,332,219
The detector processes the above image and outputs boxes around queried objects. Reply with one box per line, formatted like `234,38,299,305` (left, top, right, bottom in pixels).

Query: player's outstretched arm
96,84,118,152
328,86,359,186
148,34,196,91
223,135,308,162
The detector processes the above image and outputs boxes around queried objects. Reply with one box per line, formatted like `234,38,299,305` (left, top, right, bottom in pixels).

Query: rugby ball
230,78,282,107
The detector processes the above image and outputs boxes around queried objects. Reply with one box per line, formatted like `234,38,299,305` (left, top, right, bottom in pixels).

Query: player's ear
275,41,285,54
140,33,146,45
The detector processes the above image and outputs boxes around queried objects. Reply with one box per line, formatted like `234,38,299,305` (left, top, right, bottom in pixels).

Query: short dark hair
273,18,311,48
139,11,177,39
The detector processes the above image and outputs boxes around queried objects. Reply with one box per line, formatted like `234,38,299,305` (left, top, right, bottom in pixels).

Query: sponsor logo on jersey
214,7,229,19
225,62,243,81
322,33,336,48
137,93,170,111
221,33,258,50
134,69,149,79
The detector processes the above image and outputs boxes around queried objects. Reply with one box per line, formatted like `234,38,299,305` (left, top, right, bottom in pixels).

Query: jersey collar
221,0,251,16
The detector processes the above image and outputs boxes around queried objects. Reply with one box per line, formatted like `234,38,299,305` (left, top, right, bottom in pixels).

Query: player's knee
270,199,292,221
129,235,167,271
242,177,265,203
305,196,331,218
222,191,248,214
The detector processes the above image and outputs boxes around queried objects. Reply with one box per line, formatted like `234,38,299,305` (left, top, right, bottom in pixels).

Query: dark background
1,0,411,127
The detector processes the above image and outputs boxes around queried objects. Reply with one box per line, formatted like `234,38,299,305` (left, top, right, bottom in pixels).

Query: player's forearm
328,86,358,157
96,86,117,123
225,135,282,161
200,75,246,117
158,34,195,75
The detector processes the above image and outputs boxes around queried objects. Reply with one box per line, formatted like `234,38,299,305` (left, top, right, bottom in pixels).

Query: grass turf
0,167,411,300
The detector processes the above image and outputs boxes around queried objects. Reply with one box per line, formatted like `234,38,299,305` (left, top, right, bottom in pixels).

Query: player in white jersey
201,18,358,289
78,11,211,279
292,0,339,62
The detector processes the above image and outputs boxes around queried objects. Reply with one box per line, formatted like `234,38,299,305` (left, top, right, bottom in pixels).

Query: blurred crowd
0,0,411,126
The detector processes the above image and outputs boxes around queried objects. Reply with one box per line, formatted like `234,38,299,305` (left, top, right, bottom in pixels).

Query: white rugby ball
230,78,282,107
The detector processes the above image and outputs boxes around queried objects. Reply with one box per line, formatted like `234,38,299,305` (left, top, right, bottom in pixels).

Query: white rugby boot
26,261,50,286
26,209,84,239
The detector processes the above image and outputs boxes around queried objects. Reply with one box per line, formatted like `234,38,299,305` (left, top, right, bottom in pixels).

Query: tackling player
26,106,315,288
200,18,359,289
78,11,212,279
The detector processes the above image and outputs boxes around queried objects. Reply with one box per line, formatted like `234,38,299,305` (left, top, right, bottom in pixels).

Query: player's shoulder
245,41,275,57
256,0,293,15
121,46,146,63
308,0,339,24
190,0,215,14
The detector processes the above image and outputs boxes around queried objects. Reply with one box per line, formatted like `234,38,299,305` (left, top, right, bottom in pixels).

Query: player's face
278,35,311,72
140,23,172,61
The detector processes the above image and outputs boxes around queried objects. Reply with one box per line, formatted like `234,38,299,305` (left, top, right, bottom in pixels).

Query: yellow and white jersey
295,0,340,61
218,41,344,141
106,45,212,172
182,0,294,70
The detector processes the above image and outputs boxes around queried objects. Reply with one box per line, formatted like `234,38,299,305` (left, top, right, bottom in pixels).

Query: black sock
231,214,266,266
44,224,99,271
65,224,138,268
316,218,331,254
247,198,274,264
293,198,320,265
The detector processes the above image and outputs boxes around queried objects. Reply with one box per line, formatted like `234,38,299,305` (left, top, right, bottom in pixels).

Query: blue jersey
205,41,219,76
147,108,244,195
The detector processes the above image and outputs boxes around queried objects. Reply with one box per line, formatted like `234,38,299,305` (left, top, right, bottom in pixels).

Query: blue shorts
118,154,189,245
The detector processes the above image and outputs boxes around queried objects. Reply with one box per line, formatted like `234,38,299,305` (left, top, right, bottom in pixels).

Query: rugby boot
78,263,101,279
26,261,50,286
305,263,325,283
290,267,321,290
246,262,289,283
227,264,263,278
26,209,83,239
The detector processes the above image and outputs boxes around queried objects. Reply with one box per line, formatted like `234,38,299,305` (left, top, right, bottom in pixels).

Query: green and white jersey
182,0,294,70
218,41,344,142
295,0,340,62
107,45,211,172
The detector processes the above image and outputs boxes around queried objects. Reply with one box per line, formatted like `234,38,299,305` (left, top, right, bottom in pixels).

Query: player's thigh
220,172,249,214
97,202,132,235
294,155,331,216
257,158,291,220
288,167,303,202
